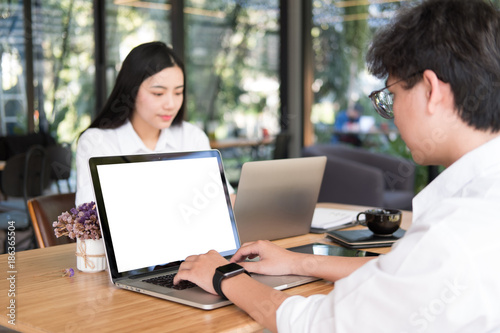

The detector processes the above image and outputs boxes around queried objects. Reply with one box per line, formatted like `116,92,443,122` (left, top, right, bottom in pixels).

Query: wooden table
0,203,412,332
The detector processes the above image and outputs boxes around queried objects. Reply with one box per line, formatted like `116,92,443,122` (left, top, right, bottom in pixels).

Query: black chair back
1,145,50,199
0,145,51,251
46,143,73,192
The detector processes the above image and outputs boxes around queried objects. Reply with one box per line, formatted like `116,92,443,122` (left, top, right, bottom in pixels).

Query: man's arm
173,249,285,332
231,240,375,282
174,241,374,332
219,273,286,332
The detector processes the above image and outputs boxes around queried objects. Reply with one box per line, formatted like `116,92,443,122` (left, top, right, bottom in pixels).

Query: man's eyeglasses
368,72,422,119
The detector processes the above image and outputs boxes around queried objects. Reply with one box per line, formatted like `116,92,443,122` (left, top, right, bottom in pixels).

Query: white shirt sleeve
75,128,120,206
277,294,336,333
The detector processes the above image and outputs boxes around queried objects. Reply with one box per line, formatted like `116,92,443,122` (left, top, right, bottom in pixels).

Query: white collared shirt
75,120,233,205
277,136,500,332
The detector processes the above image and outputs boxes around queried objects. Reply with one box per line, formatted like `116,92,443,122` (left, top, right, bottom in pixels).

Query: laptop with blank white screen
89,150,319,310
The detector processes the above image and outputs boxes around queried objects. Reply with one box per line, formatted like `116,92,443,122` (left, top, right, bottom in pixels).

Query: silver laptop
234,156,327,244
88,150,318,310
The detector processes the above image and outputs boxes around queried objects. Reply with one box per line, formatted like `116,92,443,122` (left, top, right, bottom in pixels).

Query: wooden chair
27,192,76,248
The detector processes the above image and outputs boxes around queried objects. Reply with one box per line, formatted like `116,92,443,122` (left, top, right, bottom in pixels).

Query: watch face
217,263,244,275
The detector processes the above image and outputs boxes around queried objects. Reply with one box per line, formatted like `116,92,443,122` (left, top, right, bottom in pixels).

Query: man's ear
422,69,451,115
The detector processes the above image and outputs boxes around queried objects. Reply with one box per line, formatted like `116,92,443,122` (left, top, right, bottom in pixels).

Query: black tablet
288,242,380,257
326,228,406,249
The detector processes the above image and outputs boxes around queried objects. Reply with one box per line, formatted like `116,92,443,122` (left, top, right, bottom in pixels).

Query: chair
272,132,290,159
46,143,73,193
0,145,50,215
0,145,50,252
302,144,416,210
27,192,76,248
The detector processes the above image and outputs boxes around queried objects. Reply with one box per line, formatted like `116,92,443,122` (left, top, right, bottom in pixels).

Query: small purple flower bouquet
53,202,101,240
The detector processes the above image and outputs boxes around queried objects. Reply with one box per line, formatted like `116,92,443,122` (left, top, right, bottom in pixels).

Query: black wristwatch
212,263,250,299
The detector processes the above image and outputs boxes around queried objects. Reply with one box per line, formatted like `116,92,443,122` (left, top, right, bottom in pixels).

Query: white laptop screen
91,151,238,274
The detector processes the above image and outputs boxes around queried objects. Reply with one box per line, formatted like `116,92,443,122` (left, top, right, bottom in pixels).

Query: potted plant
53,202,106,272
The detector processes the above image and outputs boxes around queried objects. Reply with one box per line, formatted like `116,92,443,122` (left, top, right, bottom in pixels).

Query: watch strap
212,264,250,299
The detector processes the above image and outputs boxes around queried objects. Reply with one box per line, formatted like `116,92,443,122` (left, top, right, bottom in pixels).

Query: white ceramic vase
76,238,107,273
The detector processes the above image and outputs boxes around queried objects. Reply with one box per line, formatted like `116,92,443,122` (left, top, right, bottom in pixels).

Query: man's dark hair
87,41,185,130
366,0,500,132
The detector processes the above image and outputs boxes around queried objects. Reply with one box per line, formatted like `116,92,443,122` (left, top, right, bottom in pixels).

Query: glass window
183,0,280,183
310,0,407,149
184,0,280,141
0,2,28,135
2,1,281,145
309,1,429,190
105,0,172,95
32,0,94,143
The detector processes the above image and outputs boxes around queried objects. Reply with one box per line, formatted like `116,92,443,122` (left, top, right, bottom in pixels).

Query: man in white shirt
174,0,500,332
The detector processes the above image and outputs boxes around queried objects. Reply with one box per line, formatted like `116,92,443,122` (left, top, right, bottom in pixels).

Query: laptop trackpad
251,273,319,290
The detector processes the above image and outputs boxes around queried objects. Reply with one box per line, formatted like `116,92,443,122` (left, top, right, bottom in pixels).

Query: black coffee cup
356,208,402,236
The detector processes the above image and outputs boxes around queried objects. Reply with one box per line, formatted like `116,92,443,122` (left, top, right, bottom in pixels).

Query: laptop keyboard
143,273,197,290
